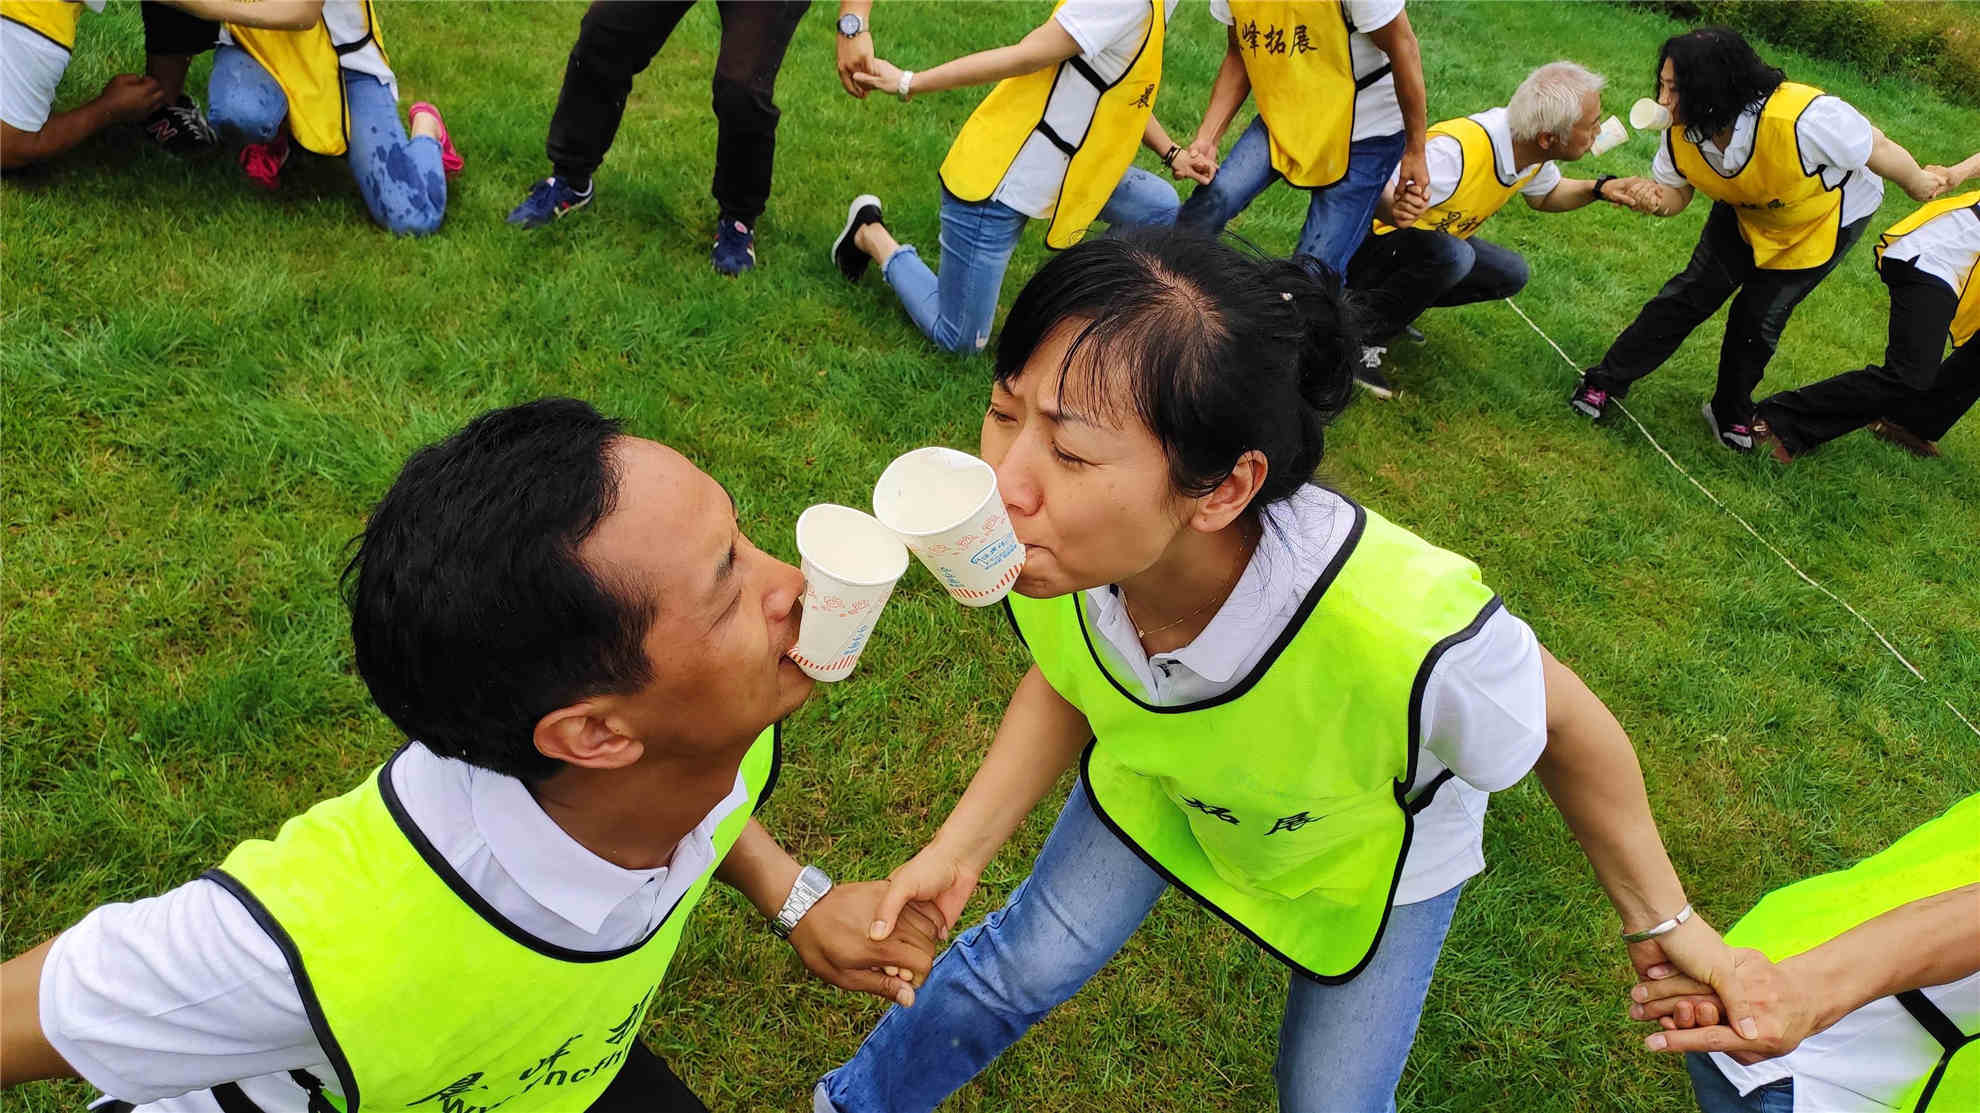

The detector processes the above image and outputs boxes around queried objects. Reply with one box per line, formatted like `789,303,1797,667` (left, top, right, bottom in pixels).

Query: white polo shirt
990,0,1182,220
1081,484,1550,906
1210,0,1408,141
40,743,747,1112
1878,199,1980,295
1650,92,1884,228
1392,106,1563,210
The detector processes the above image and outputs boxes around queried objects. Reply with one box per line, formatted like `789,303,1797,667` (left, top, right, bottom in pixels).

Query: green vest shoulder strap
1008,496,1498,981
212,725,781,1113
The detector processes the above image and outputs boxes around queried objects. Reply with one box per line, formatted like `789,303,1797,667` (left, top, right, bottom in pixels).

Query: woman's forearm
1868,128,1942,202
930,665,1091,872
161,0,322,30
1533,649,1689,932
911,19,1080,97
1192,31,1251,148
1787,883,1980,1033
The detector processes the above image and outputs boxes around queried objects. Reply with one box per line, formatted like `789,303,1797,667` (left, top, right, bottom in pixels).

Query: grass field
4,2,1978,1111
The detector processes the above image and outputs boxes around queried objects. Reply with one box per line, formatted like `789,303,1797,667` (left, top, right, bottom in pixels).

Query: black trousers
139,0,217,57
1584,201,1869,424
1757,257,1977,453
544,0,811,226
1345,227,1531,344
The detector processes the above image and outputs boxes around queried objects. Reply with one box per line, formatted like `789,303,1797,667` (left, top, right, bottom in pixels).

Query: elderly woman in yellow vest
0,0,169,170
827,0,1211,356
1753,153,1980,462
1345,60,1645,398
1627,793,1978,1113
156,0,462,236
1566,28,1945,453
815,229,1756,1113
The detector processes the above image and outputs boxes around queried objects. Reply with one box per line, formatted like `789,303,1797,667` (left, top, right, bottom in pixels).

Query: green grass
5,2,1977,1111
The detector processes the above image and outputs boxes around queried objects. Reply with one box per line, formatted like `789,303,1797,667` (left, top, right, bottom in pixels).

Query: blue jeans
1685,1054,1795,1113
208,46,448,236
1176,117,1405,277
818,784,1464,1113
882,168,1180,356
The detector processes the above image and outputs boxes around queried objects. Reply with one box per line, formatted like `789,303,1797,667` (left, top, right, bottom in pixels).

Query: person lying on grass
829,0,1211,356
813,228,1756,1113
153,0,461,236
1,398,937,1113
1628,794,1978,1113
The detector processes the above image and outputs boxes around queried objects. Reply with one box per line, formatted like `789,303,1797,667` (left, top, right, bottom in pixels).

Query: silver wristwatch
772,864,834,938
836,11,865,37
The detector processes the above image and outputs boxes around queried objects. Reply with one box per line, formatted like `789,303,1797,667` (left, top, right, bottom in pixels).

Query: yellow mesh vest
1877,191,1980,350
210,727,781,1113
226,0,387,157
1226,0,1357,187
1670,82,1844,270
937,0,1163,250
1007,500,1499,982
1370,115,1540,239
0,0,80,50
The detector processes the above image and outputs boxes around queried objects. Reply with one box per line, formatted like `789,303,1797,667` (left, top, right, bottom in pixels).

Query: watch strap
772,865,834,938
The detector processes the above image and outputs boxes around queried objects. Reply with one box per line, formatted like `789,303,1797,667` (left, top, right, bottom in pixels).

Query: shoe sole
509,191,590,228
1569,399,1603,419
833,194,882,281
1701,401,1752,451
1353,376,1395,400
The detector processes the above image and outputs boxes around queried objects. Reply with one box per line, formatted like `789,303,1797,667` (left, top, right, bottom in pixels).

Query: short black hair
342,398,657,782
1658,27,1784,140
994,228,1357,510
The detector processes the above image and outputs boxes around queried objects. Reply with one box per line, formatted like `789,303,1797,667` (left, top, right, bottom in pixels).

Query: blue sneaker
712,218,756,276
507,176,592,228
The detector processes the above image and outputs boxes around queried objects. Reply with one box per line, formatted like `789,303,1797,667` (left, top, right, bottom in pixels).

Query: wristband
1594,174,1617,202
1620,902,1692,944
898,69,914,102
1162,144,1181,168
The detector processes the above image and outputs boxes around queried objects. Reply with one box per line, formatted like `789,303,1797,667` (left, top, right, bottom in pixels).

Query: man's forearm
0,938,74,1087
1532,178,1602,213
1381,16,1428,153
157,0,320,30
1786,883,1980,1033
1193,36,1250,147
930,665,1090,873
1,102,114,172
714,818,802,921
839,0,872,18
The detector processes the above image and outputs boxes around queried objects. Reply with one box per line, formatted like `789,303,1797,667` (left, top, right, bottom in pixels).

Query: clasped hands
786,879,944,1009
1625,916,1814,1064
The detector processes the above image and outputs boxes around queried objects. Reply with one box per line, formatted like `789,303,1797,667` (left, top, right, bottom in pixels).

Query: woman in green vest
1629,794,1977,1112
815,228,1753,1113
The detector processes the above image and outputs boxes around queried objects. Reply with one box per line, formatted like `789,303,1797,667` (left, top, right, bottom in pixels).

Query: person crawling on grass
1,399,939,1113
813,228,1758,1113
1566,26,1945,454
149,0,462,236
1344,61,1647,399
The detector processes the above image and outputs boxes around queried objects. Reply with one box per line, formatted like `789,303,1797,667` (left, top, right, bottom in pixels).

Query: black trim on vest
1405,769,1456,814
1067,54,1107,92
1034,119,1079,158
374,744,690,963
753,720,784,816
210,1083,266,1113
1354,62,1392,92
332,32,373,55
1036,0,1157,250
1461,115,1519,189
1001,596,1029,649
201,870,363,1113
1898,988,1977,1112
0,13,71,53
291,1070,340,1113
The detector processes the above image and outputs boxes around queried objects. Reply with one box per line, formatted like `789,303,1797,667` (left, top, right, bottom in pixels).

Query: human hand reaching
98,74,167,123
853,58,909,100
788,880,943,1007
1171,146,1217,185
868,842,981,942
837,30,875,98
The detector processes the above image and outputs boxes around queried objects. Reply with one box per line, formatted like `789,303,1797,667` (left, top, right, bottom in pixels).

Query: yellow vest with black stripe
1724,794,1979,1112
0,0,80,50
1670,82,1844,270
1007,499,1498,981
1371,114,1540,239
1876,191,1980,351
1228,0,1358,188
937,0,1162,250
205,727,781,1113
226,0,388,157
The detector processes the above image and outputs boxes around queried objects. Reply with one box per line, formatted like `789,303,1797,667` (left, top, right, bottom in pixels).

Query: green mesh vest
1008,499,1500,981
206,726,780,1113
1725,794,1979,1112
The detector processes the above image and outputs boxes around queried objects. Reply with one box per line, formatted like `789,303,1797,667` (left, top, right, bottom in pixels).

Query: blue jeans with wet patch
209,46,448,237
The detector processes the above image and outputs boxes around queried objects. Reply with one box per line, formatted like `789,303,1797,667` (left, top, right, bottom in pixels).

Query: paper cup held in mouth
1589,114,1628,157
1629,98,1671,131
872,446,1025,608
790,504,909,682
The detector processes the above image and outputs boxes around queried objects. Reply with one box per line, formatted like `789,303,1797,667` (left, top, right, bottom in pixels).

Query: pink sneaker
239,136,290,191
408,102,463,176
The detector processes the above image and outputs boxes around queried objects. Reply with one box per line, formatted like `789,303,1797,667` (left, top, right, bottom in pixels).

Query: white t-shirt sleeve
0,20,71,132
39,878,326,1103
1421,132,1462,208
1651,134,1688,189
1346,0,1404,35
1419,605,1548,793
1520,160,1562,197
1796,94,1875,176
1054,0,1151,59
1208,0,1233,27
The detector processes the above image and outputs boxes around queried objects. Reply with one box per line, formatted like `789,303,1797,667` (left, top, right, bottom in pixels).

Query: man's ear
535,700,645,771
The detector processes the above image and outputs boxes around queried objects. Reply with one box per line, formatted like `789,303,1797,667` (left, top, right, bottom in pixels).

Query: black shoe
833,194,884,282
144,95,218,156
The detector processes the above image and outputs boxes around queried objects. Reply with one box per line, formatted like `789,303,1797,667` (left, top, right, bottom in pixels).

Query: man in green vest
1628,794,1978,1112
0,398,941,1113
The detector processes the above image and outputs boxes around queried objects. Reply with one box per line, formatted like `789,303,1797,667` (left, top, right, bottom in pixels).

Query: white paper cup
1590,114,1628,156
1629,98,1672,131
790,504,909,682
872,447,1025,608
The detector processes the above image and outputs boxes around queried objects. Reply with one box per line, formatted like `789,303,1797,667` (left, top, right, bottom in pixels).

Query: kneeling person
0,399,935,1113
1346,60,1630,395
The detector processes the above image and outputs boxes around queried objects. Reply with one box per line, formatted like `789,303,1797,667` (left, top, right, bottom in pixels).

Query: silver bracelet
1620,902,1693,944
898,69,915,102
772,864,834,939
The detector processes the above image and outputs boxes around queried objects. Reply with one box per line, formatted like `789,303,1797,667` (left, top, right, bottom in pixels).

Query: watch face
838,13,862,35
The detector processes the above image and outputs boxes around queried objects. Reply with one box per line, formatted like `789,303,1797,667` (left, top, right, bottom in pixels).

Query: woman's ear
1192,450,1268,533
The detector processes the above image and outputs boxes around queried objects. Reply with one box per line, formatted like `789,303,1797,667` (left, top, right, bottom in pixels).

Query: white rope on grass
1501,296,1980,741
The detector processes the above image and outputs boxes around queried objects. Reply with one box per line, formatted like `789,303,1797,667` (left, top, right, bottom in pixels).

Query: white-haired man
1346,60,1633,396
